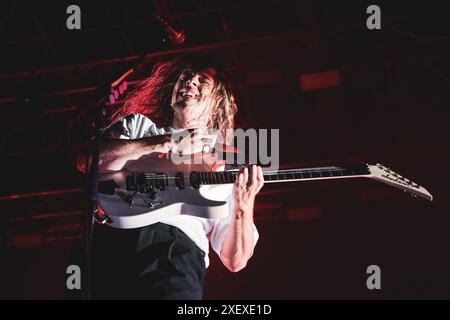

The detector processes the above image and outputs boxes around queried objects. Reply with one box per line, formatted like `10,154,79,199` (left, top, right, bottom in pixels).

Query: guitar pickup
126,172,169,192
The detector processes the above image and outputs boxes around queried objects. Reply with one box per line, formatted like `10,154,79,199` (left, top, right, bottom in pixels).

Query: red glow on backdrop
0,188,84,201
287,207,321,220
246,68,282,86
300,70,341,91
9,234,43,247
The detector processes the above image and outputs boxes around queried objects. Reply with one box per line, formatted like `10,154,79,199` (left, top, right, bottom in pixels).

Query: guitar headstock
368,163,433,201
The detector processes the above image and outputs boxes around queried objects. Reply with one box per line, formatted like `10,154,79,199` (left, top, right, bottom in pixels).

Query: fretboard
191,164,370,185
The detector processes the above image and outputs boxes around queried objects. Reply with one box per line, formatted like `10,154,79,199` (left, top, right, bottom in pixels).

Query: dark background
0,0,449,299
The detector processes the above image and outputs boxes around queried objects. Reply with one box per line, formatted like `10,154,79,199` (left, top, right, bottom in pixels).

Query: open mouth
179,91,199,99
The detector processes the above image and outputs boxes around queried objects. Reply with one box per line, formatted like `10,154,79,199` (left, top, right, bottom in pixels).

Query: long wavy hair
109,56,237,143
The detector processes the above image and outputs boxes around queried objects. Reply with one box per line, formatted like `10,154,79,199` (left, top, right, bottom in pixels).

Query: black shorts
90,222,206,300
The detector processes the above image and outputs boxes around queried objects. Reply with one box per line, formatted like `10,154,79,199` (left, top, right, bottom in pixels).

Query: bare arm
76,135,173,174
76,129,217,173
220,165,264,272
98,129,217,172
98,135,172,172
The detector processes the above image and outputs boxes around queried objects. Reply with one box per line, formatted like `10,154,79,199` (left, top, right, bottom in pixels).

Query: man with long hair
90,56,264,299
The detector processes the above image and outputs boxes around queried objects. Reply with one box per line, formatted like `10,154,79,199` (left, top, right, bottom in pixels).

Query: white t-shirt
103,113,259,268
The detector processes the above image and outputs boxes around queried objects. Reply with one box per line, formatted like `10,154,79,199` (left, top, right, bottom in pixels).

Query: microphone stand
82,90,104,300
80,61,141,300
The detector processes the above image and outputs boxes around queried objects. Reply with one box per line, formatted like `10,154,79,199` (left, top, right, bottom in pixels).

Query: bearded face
171,68,217,118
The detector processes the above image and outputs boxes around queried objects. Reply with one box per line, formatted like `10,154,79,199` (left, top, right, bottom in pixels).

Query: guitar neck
194,164,370,185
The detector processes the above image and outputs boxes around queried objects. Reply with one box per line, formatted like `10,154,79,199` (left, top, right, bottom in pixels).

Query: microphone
155,15,186,44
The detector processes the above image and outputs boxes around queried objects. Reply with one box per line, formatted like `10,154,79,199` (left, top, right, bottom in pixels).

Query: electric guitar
97,155,432,229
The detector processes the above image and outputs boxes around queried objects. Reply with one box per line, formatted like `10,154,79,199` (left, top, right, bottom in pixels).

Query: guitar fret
294,172,303,179
322,169,331,177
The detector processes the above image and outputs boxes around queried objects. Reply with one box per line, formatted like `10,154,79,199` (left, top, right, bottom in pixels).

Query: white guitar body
99,172,231,229
98,154,233,229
